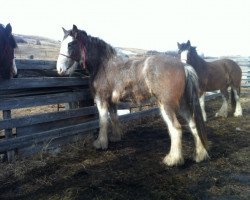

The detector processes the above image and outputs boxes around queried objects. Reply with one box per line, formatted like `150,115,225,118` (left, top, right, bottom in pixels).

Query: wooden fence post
3,110,15,161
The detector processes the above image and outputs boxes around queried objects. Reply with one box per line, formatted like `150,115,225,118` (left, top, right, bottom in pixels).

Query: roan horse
178,40,242,121
57,25,209,166
0,23,17,79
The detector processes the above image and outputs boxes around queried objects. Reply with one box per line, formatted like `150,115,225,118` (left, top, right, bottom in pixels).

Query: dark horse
0,23,17,79
178,40,242,121
57,25,209,166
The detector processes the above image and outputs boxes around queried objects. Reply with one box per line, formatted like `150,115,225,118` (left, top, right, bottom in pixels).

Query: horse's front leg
108,103,123,142
215,90,229,118
93,96,109,150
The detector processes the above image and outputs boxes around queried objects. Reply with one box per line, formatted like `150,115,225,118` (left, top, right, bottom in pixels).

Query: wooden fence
0,57,249,161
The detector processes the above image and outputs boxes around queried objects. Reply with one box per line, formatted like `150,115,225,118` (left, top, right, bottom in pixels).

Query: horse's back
143,55,186,103
210,59,241,72
207,58,242,89
211,58,241,77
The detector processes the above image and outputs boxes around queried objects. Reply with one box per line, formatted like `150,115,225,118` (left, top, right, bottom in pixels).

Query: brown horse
0,23,17,79
57,25,209,166
177,40,242,121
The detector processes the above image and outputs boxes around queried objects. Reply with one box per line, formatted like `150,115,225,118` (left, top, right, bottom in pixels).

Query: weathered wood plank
0,108,159,152
16,59,56,70
0,88,73,97
0,106,98,129
0,77,89,90
0,89,92,110
3,110,15,161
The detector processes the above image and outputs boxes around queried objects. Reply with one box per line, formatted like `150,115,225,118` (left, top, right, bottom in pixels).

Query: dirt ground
0,94,249,200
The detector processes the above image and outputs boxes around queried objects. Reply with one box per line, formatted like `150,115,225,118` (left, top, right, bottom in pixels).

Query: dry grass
0,94,249,200
15,43,60,60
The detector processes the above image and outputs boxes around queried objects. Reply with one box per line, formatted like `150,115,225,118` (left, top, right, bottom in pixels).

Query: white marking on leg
188,118,209,162
199,94,207,121
233,89,243,117
215,95,228,117
160,105,184,166
93,96,108,149
181,50,188,63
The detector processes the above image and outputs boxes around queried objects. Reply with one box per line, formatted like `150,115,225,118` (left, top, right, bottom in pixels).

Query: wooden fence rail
0,57,249,161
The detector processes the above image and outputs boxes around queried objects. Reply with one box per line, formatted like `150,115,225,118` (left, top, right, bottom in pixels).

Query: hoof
194,149,209,163
215,112,228,118
163,154,184,166
93,138,108,150
234,113,242,117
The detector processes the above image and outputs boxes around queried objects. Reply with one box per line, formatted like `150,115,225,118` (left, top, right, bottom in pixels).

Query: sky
1,0,250,56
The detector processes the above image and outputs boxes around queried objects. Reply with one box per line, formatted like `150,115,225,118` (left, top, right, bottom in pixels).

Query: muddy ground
0,94,249,200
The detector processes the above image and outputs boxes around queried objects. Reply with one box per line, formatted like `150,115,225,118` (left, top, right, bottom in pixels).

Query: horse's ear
187,40,191,46
73,24,78,31
177,42,181,49
62,27,69,35
72,24,78,38
5,23,12,35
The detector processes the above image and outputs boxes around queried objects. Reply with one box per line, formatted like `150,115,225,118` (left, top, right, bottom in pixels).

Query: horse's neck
87,51,116,81
85,37,116,78
189,52,207,76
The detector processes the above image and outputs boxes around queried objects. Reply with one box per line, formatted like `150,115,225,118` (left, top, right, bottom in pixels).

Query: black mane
77,30,116,76
188,46,207,72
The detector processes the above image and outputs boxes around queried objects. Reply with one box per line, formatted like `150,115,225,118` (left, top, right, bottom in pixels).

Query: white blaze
57,35,74,75
180,50,188,63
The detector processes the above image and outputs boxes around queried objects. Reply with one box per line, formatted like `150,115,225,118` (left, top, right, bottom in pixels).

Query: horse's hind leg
215,89,229,118
199,93,207,121
108,103,123,142
93,96,109,149
232,88,243,117
179,105,209,163
160,104,184,166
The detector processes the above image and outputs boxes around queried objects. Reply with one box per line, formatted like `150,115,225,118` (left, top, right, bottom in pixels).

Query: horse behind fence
0,23,17,79
56,25,209,166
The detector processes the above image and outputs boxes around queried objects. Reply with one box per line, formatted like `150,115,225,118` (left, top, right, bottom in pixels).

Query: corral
0,55,250,199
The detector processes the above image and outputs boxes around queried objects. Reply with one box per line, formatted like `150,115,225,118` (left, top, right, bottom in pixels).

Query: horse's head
0,23,17,79
57,25,87,76
177,40,195,64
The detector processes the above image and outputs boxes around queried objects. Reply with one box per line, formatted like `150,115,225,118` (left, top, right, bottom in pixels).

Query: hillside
13,34,150,61
14,34,60,60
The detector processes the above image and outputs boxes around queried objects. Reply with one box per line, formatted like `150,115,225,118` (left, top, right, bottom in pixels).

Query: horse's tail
184,65,208,150
231,88,236,112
